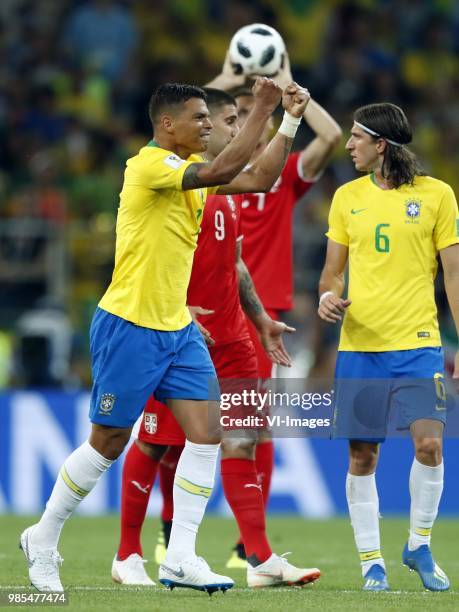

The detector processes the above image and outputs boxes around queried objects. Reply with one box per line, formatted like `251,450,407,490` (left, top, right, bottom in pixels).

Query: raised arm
205,51,247,91
318,239,351,323
272,52,342,180
182,77,281,190
440,243,459,380
300,100,342,180
218,83,310,195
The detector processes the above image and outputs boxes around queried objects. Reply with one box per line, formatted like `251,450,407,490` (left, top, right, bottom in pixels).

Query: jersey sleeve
434,184,459,251
285,152,315,201
136,149,195,191
325,187,349,246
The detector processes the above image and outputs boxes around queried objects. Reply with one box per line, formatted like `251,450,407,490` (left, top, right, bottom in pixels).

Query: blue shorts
333,348,446,441
89,308,218,428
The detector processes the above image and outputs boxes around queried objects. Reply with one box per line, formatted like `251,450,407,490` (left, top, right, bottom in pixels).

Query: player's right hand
259,319,296,367
252,77,282,113
214,51,247,90
188,305,215,346
318,293,351,323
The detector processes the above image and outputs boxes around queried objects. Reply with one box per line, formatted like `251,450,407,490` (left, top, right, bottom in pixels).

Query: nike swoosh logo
351,208,368,214
434,564,448,581
161,564,185,578
244,483,262,491
131,480,151,494
256,571,283,579
434,572,447,583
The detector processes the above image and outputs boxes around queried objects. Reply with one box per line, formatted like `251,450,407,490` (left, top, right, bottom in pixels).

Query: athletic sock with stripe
346,472,385,576
165,440,219,564
408,458,443,551
31,441,113,549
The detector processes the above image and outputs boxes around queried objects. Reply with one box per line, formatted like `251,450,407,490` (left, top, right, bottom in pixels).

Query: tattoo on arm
256,136,291,184
182,163,209,190
235,240,242,263
282,137,292,167
238,262,264,317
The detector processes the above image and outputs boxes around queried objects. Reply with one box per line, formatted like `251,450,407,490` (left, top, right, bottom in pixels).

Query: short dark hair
201,88,236,112
149,83,207,125
354,103,425,187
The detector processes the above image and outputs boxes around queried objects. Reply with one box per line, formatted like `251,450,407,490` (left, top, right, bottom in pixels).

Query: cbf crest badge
405,199,421,223
99,393,116,415
144,413,157,435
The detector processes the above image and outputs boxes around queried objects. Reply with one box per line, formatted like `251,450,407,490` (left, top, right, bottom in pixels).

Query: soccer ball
228,23,286,77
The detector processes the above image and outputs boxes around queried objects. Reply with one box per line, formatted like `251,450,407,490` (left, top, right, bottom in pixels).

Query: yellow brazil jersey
99,141,217,331
327,174,459,351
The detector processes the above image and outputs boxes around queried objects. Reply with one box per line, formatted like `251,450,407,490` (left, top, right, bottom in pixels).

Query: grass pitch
1,515,458,611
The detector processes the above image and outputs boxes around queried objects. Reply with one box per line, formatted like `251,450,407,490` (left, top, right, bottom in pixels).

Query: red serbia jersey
187,193,250,346
240,152,314,311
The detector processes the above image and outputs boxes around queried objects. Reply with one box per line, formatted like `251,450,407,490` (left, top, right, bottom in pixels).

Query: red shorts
138,338,259,445
138,396,185,446
246,308,280,379
210,337,258,379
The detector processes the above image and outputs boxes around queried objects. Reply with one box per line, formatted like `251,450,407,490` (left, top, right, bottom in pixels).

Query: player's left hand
259,319,296,367
188,306,215,346
271,50,293,90
282,82,310,118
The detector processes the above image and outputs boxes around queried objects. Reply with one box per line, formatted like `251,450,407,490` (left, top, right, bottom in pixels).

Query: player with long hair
319,102,458,591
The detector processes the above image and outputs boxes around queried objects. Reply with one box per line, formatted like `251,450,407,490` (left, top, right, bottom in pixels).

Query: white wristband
319,291,334,305
278,112,301,138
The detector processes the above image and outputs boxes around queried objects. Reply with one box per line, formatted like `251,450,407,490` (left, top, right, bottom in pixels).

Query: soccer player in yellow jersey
318,103,459,592
19,77,310,593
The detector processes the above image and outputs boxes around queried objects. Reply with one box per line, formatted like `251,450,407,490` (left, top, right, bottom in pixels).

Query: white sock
408,458,443,551
346,472,385,576
165,440,219,564
31,441,113,548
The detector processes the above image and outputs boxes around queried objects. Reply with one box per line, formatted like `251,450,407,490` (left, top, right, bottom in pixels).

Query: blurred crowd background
1,0,458,388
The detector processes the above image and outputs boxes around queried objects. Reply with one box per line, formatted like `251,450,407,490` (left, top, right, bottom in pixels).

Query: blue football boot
362,564,389,591
402,543,450,591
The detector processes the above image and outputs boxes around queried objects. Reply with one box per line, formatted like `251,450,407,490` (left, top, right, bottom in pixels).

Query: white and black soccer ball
228,23,286,77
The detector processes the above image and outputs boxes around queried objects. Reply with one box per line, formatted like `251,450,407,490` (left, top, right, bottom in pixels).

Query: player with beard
19,78,284,594
207,50,342,568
